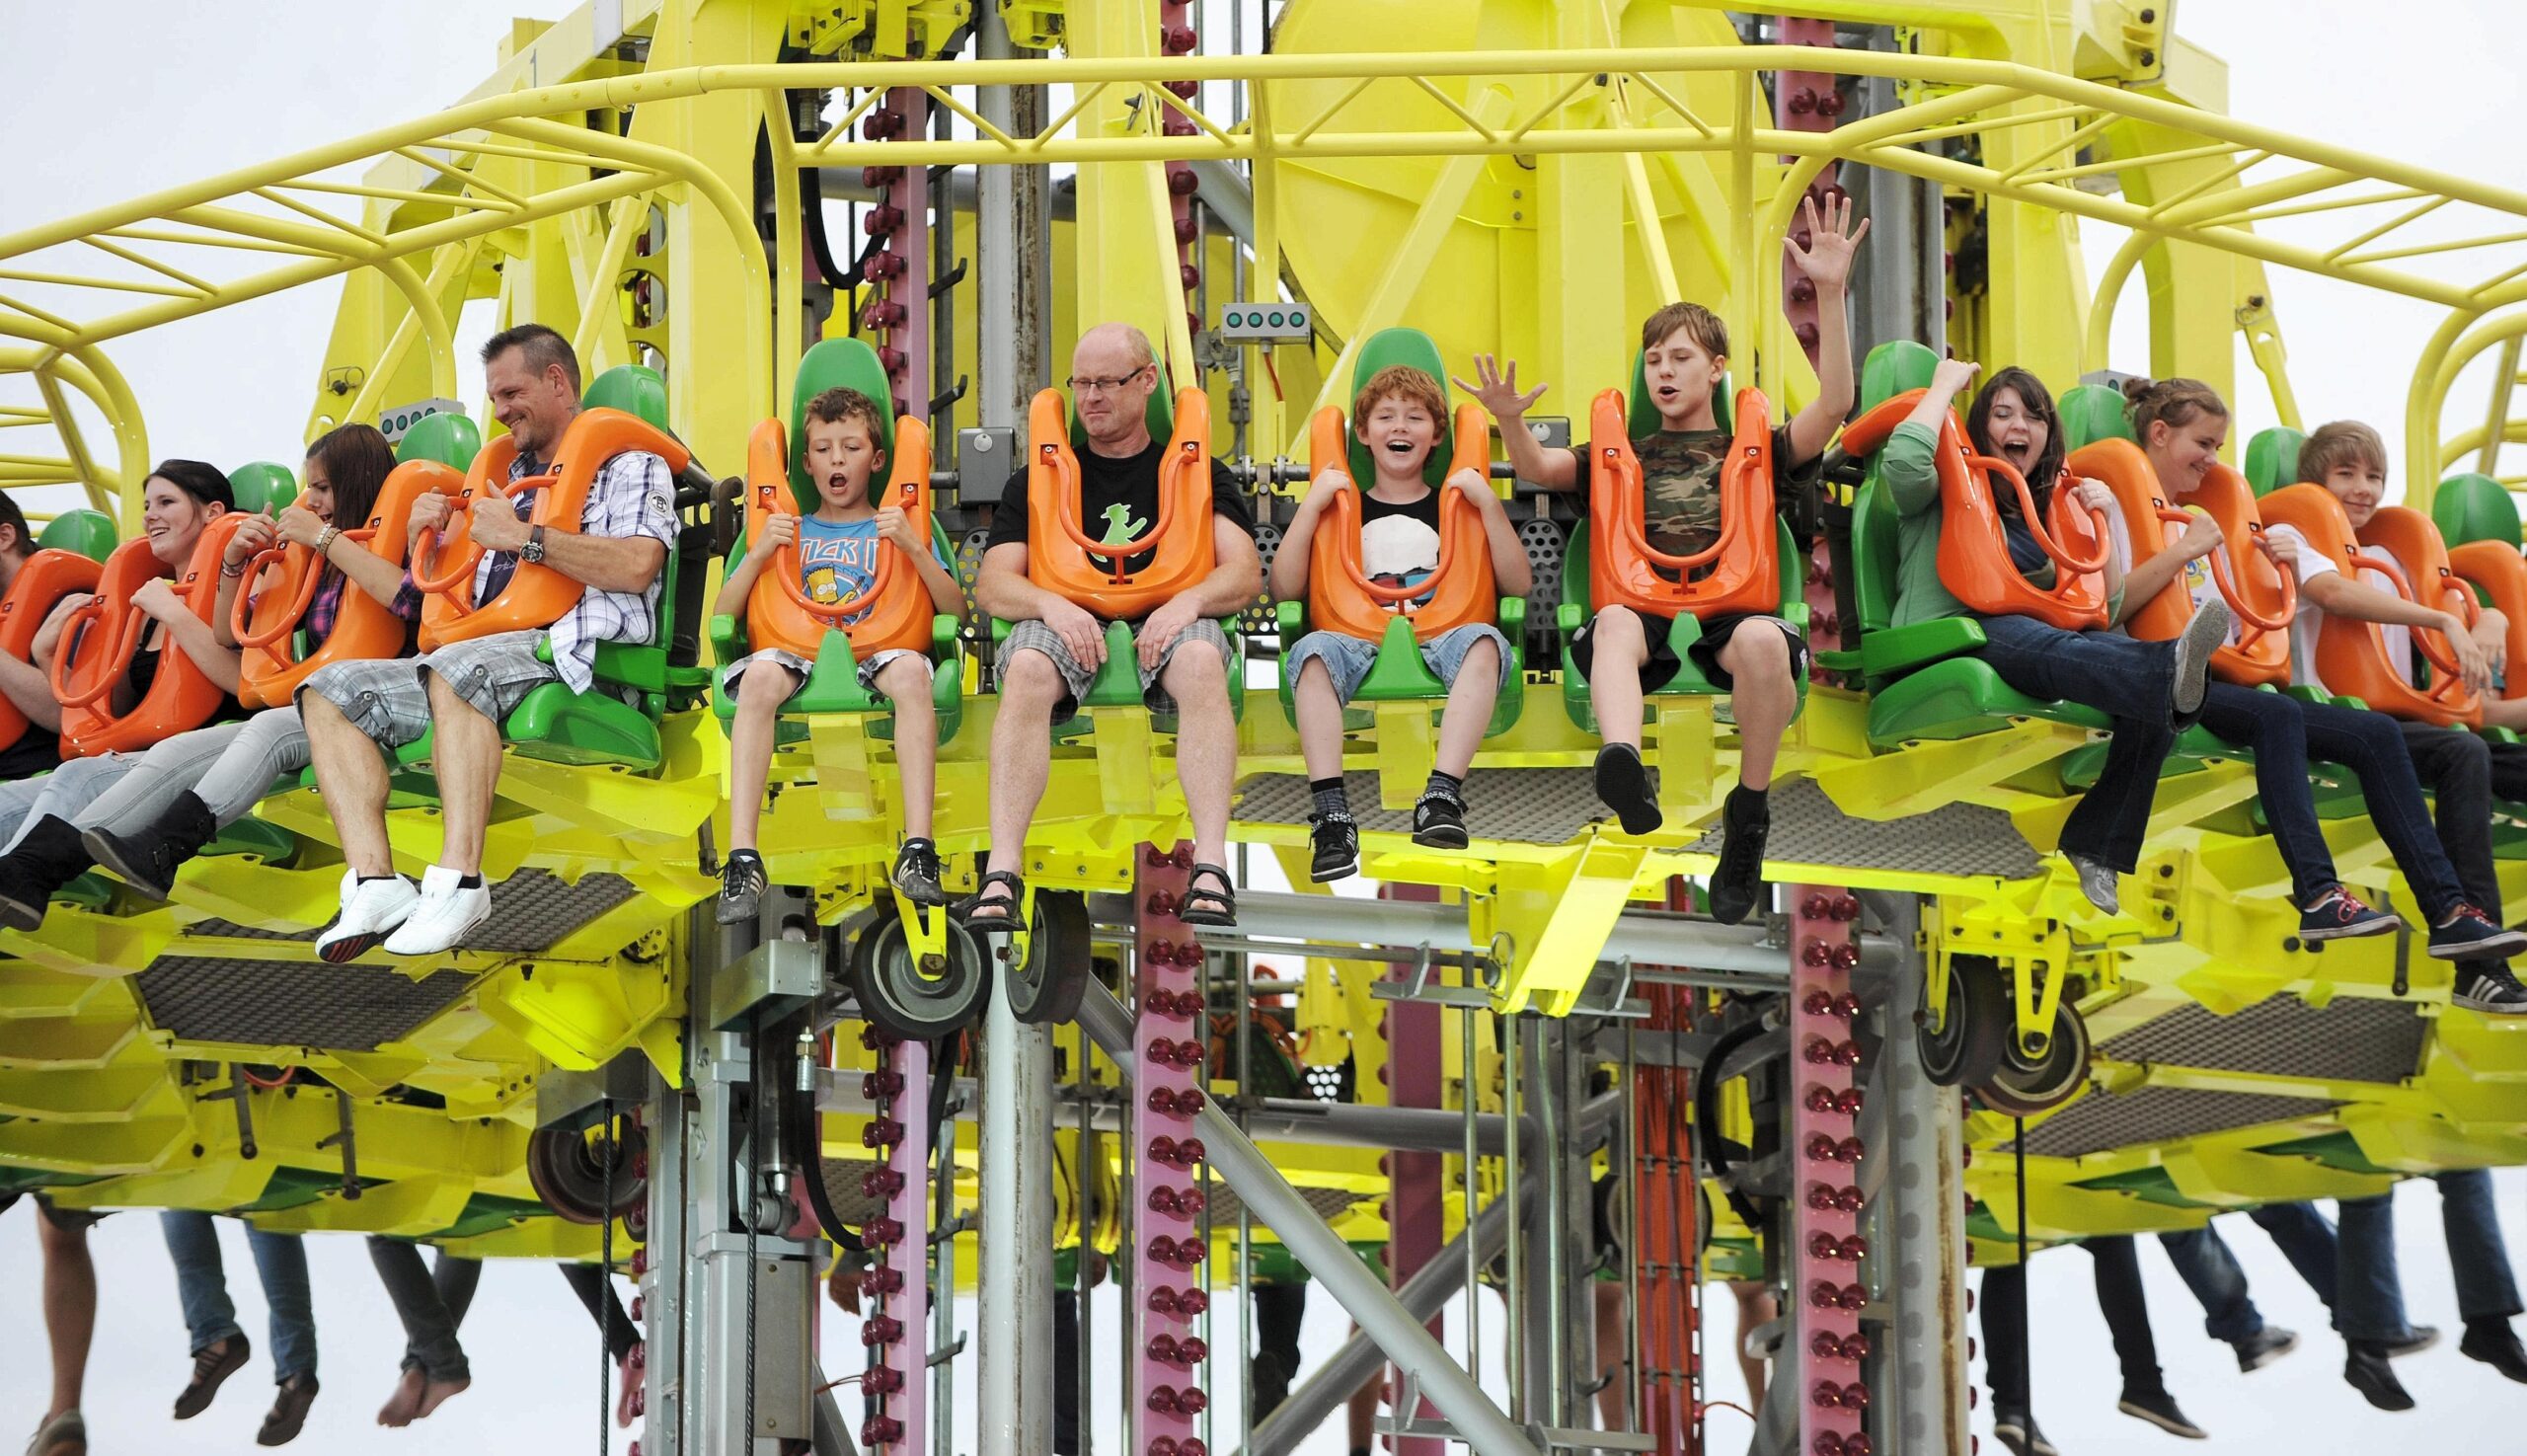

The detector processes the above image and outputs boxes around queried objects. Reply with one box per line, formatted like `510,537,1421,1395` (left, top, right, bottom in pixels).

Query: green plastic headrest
1346,327,1451,489
35,508,115,563
395,411,482,471
229,462,298,516
790,338,898,510
2057,384,2134,453
1627,351,1732,437
585,364,670,432
2245,425,2309,498
2432,471,2523,547
1859,340,1939,413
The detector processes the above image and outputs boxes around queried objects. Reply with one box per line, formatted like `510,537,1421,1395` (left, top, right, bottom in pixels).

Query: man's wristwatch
522,524,548,565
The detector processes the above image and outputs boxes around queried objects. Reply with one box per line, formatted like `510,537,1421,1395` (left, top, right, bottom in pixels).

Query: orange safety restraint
409,408,691,651
1587,386,1779,621
51,516,251,758
0,549,105,756
1301,402,1496,643
1024,389,1215,621
232,459,460,709
2449,539,2527,701
735,413,937,661
2260,486,2482,727
1843,389,2110,631
2067,438,2296,687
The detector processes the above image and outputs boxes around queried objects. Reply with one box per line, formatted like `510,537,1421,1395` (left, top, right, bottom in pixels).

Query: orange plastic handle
230,543,321,650
771,480,919,623
412,472,536,597
1338,484,1473,607
1044,439,1180,571
49,596,141,711
1595,441,1735,574
2153,505,2298,639
1975,453,2109,575
2350,548,2471,693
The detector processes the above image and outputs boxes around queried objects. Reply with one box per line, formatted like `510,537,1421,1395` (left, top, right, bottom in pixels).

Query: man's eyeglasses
1064,365,1152,396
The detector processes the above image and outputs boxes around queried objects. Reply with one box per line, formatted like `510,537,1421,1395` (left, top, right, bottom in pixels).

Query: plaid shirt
390,442,677,692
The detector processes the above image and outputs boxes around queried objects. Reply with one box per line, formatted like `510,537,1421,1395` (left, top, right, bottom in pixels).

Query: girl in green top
1881,358,2227,914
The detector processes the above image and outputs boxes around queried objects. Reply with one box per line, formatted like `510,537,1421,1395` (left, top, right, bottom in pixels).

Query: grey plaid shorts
300,630,560,745
1001,615,1233,719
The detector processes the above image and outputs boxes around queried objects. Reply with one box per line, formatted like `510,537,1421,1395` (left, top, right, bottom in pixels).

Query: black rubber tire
1976,1001,2093,1116
854,908,991,1041
1918,955,2009,1089
526,1117,648,1226
1004,890,1092,1026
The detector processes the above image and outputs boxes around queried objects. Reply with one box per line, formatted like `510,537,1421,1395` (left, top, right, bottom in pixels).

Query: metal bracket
316,1088,360,1200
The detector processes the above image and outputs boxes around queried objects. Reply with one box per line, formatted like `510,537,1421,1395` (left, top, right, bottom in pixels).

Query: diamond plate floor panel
2101,995,2426,1085
135,958,476,1051
1682,780,2041,880
190,872,640,953
2017,1088,2340,1161
1238,769,1609,843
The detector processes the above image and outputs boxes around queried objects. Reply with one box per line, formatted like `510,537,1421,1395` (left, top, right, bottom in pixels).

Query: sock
357,873,396,883
456,873,483,889
1424,768,1464,801
1310,776,1350,819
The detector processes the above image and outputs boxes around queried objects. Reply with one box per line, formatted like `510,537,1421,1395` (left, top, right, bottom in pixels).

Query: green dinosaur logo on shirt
1099,501,1149,546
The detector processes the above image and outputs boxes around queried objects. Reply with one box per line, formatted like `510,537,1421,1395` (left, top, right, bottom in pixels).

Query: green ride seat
35,509,115,562
2056,382,2133,451
229,462,298,516
2432,471,2521,548
1558,349,1799,734
1274,326,1524,741
2245,425,2309,498
397,411,483,471
708,336,964,749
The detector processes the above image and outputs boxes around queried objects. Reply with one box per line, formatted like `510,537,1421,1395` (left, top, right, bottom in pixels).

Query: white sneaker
316,869,419,963
381,865,493,957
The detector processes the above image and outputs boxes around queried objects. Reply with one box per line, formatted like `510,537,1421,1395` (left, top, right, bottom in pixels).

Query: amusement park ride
11,1,2527,1452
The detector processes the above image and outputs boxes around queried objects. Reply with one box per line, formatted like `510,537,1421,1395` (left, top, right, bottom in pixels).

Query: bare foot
377,1368,425,1428
410,1375,470,1421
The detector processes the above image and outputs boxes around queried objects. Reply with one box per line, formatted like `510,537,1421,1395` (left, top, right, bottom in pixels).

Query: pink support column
864,87,931,419
1133,842,1212,1456
1789,886,1871,1456
857,1028,929,1454
1159,1,1202,358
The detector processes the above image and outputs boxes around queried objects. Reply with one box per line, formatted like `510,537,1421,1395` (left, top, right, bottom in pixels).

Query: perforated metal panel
2016,1088,2339,1161
188,872,638,954
1238,768,1612,843
2101,995,2426,1085
1244,522,1283,636
1198,1180,1361,1229
820,1154,886,1229
135,957,475,1051
1520,517,1566,620
1681,778,2042,880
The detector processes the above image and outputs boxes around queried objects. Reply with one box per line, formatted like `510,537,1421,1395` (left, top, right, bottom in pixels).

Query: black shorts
0,1190,105,1232
1569,609,1808,694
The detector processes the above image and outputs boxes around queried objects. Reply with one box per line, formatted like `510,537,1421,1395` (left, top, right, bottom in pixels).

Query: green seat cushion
585,364,670,432
200,815,297,866
397,413,483,470
229,462,298,516
1864,656,2107,748
2056,384,2132,452
2432,471,2522,548
2245,426,2309,498
783,339,898,512
1344,327,1454,487
35,509,115,562
501,684,663,770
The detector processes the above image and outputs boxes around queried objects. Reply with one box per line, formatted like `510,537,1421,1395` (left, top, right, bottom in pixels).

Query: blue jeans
1983,1236,2164,1408
1972,615,2182,873
2196,683,2468,915
369,1238,481,1381
1285,622,1511,703
2160,1204,2339,1342
161,1211,316,1381
2337,1171,2524,1342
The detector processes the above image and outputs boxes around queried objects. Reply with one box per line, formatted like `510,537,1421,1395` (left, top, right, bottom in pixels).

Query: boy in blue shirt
715,387,965,920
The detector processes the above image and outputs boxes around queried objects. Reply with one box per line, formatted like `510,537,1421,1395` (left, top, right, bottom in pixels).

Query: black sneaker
890,839,951,907
1412,789,1470,850
1592,742,1662,836
85,793,218,902
716,849,767,925
2115,1385,2207,1438
1309,811,1359,882
2344,1341,2415,1412
1708,786,1770,926
2453,962,2527,1016
1992,1408,2058,1456
2233,1325,2299,1372
2461,1318,2527,1383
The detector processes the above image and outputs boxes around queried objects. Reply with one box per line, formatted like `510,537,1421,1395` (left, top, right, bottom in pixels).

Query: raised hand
1450,353,1549,423
1930,357,1982,399
1786,192,1871,292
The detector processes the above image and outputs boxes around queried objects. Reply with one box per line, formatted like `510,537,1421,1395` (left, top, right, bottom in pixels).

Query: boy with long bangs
714,386,965,922
1275,364,1533,881
1459,195,1867,923
2291,419,2527,1013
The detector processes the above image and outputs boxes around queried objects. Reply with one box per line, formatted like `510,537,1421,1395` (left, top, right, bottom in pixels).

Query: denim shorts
1286,622,1511,705
724,647,930,701
301,630,559,746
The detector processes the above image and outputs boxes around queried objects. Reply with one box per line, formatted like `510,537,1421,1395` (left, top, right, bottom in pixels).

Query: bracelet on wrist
219,558,247,578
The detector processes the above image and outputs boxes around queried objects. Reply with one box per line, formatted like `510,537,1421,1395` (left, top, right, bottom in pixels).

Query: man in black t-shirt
969,322,1263,927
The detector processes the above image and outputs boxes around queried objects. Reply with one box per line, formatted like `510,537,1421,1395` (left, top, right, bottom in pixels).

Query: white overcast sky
4,3,2527,1452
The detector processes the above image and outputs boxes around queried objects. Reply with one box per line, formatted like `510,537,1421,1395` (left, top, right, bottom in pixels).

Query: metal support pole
1870,894,1969,1454
1078,983,1540,1456
974,16,1056,1453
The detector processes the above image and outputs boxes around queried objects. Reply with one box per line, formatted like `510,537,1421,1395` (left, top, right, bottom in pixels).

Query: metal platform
2100,994,2428,1085
1685,779,2042,879
1237,767,1612,842
188,871,641,954
134,957,477,1051
2017,1087,2342,1161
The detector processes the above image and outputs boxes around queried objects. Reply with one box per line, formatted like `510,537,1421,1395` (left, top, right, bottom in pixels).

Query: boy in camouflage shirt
1459,194,1866,922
